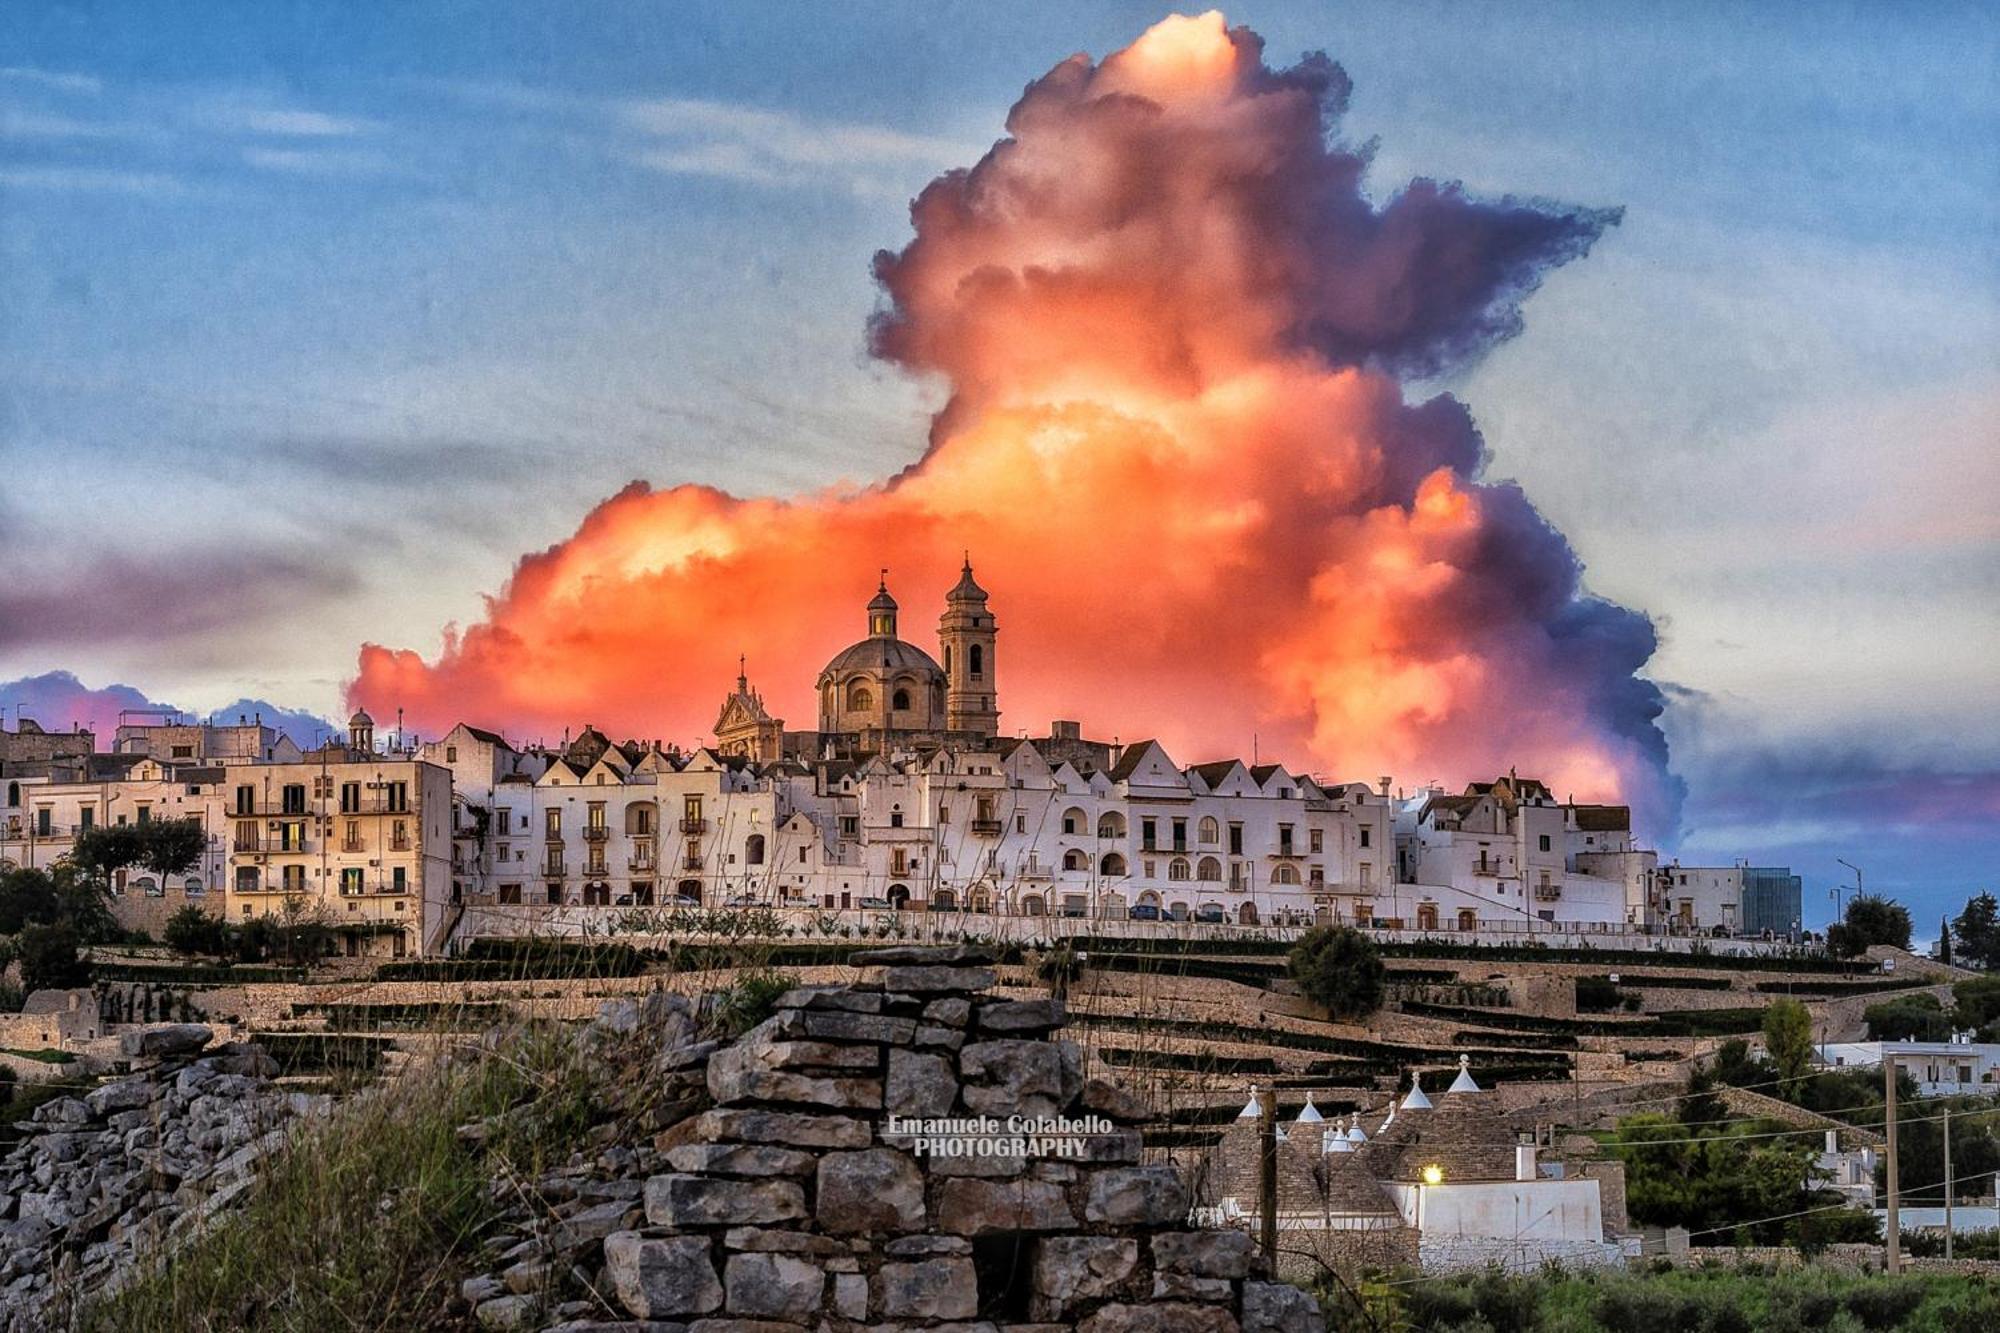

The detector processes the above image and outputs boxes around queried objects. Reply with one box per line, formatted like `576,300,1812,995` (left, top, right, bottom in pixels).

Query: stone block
832,1272,868,1320
1032,1236,1139,1305
665,1144,818,1177
1152,1230,1256,1279
876,1257,978,1320
1079,1078,1150,1123
705,1042,881,1110
1152,1274,1233,1301
475,1294,537,1330
976,999,1065,1033
884,1234,974,1256
924,997,972,1026
773,987,883,1013
882,965,998,993
770,1009,919,1046
959,1041,1082,1119
644,1175,807,1228
1241,1281,1324,1333
915,1024,968,1052
935,1178,1076,1235
1078,1303,1239,1333
886,1049,958,1118
722,1227,846,1256
696,1109,871,1150
723,1253,824,1322
604,1232,724,1318
1084,1167,1188,1226
816,1149,925,1234
118,1024,211,1058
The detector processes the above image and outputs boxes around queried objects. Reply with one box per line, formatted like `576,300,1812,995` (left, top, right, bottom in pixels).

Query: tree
16,923,90,993
1827,895,1912,958
1954,974,2000,1038
1864,993,1951,1042
163,905,231,958
1286,924,1386,1021
1953,892,2000,970
1763,998,1815,1097
0,868,60,935
1938,915,1955,967
70,818,205,881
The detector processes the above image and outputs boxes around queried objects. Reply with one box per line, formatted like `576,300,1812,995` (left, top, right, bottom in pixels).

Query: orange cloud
351,13,1680,831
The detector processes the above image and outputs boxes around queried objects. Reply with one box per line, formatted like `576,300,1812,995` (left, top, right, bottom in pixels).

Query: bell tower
939,556,999,738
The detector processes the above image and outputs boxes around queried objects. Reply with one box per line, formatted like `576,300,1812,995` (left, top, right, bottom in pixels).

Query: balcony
1534,885,1562,902
683,854,704,871
680,817,708,835
628,855,656,872
584,826,610,843
390,836,412,853
342,837,365,853
544,832,564,844
969,819,1004,836
1267,847,1305,860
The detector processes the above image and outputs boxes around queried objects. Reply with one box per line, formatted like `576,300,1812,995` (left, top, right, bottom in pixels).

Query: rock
850,945,993,966
1079,1078,1151,1123
816,1149,925,1234
1241,1281,1323,1333
875,1257,978,1320
773,987,884,1013
884,1235,972,1257
769,1009,918,1046
604,1232,724,1318
704,1043,881,1111
553,1199,637,1251
695,1109,871,1150
1084,1167,1188,1226
474,1293,538,1330
1152,1230,1256,1279
935,1178,1076,1235
643,1175,807,1228
1153,1274,1233,1301
976,999,1065,1033
923,997,972,1026
84,1079,156,1118
881,966,998,993
461,1274,507,1305
914,1024,967,1052
959,1040,1082,1118
723,1253,824,1322
832,1272,868,1320
666,1144,817,1177
1034,1236,1139,1306
118,1024,212,1058
722,1227,847,1256
885,1049,958,1118
1078,1303,1240,1333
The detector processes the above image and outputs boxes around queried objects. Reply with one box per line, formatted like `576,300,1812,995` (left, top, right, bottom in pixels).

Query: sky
1,2,1995,931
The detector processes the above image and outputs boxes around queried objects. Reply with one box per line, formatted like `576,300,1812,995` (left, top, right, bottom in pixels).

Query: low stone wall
1418,1234,1626,1273
461,945,1330,1332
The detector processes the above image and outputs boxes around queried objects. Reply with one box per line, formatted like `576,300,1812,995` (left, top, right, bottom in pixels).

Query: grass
1321,1263,2000,1333
76,1022,598,1333
1,1046,76,1063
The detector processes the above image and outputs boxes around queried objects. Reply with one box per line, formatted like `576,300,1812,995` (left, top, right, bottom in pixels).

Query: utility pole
1257,1087,1278,1267
1945,1105,1954,1261
1885,1055,1900,1274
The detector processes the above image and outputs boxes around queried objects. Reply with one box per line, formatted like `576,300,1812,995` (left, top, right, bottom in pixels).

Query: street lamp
1833,859,1863,923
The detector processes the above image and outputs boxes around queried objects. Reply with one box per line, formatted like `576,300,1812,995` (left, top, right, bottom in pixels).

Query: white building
1816,1040,2000,1097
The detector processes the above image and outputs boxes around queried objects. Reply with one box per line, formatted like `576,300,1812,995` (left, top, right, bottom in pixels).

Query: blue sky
2,2,1995,929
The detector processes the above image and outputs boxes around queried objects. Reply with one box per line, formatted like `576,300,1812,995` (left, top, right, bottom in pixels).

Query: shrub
16,924,89,993
162,905,231,958
1595,1282,1692,1333
1863,992,1950,1042
1575,975,1624,1012
712,969,798,1036
1843,1280,1925,1331
1287,925,1386,1021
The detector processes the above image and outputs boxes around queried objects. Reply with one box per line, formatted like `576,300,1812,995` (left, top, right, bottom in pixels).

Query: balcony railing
969,819,1004,836
628,856,656,871
233,836,312,854
680,817,708,835
342,837,365,853
584,826,610,843
683,854,704,871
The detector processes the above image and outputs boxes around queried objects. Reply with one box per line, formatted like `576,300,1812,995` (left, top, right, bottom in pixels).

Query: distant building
1816,1040,2000,1097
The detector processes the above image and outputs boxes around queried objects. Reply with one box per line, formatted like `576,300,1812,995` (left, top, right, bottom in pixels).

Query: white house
1816,1040,2000,1097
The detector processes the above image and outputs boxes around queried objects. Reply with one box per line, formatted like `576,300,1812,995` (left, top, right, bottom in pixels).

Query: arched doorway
1100,852,1127,877
1022,894,1046,917
970,886,993,914
1457,909,1477,932
675,880,702,905
1313,906,1332,925
887,884,910,911
1237,902,1259,926
932,887,957,911
1417,904,1439,932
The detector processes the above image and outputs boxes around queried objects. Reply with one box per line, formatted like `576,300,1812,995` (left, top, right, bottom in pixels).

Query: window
184,877,202,896
1198,817,1218,845
938,803,951,823
446,746,458,763
134,876,160,897
235,785,255,815
1168,858,1191,881
278,820,305,851
235,866,259,894
136,805,151,825
280,865,306,893
35,808,51,836
892,688,910,711
746,834,765,865
1228,823,1243,855
546,809,562,838
3,782,15,807
79,807,93,830
1278,824,1294,855
969,644,983,680
1359,826,1371,848
1359,862,1373,887
342,868,363,895
890,810,904,829
1141,818,1157,851
1062,808,1084,835
1171,818,1187,851
1101,852,1127,877
1309,828,1323,854
848,684,873,711
392,866,407,894
1538,834,1552,852
282,784,306,814
840,816,859,838
341,782,361,813
1063,849,1086,871
1272,864,1300,885
384,781,409,813
171,744,193,759
1197,857,1221,882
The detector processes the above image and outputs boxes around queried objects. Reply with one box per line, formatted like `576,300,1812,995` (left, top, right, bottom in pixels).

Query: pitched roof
1187,760,1244,788
1573,804,1631,832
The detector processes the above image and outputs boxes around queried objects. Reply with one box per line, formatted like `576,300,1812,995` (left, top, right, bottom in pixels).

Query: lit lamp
1421,1164,1444,1186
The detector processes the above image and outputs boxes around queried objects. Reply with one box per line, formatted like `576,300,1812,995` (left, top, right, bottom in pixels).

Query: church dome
818,636,943,683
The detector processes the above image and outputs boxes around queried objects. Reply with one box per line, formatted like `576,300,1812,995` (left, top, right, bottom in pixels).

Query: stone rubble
0,1023,327,1333
453,946,1326,1332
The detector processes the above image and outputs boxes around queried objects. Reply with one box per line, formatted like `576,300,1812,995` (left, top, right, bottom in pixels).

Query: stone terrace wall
593,945,1326,1333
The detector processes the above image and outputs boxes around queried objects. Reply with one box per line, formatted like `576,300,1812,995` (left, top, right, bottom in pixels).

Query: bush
712,970,798,1036
1575,975,1624,1012
1843,1280,1925,1331
1287,925,1386,1021
1828,895,1912,957
16,924,89,993
1863,992,1950,1042
162,905,231,958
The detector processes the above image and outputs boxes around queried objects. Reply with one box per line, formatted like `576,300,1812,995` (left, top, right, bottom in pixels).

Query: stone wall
1416,1234,1625,1274
536,946,1327,1333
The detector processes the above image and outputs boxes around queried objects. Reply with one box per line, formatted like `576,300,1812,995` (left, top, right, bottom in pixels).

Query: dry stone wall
592,945,1325,1333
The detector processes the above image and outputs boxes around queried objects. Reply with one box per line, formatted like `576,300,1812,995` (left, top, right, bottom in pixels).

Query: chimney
1378,775,1392,797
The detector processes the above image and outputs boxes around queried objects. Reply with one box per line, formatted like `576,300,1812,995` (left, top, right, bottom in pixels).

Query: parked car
1059,904,1087,919
723,895,758,908
857,897,893,910
669,896,703,910
1194,904,1225,924
1127,904,1161,921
